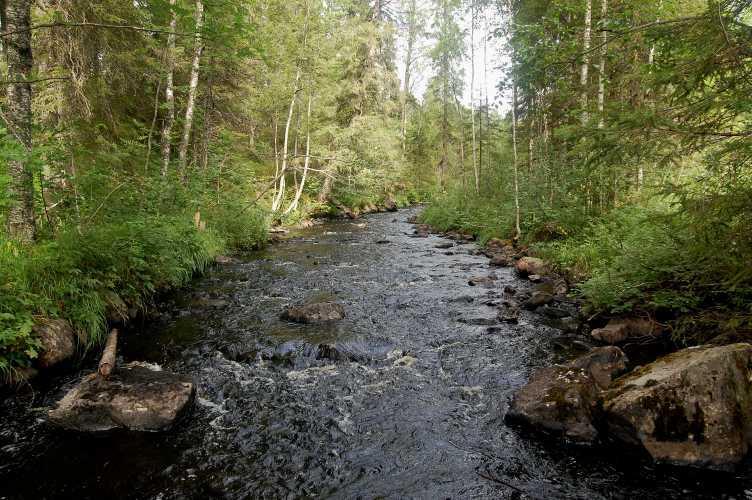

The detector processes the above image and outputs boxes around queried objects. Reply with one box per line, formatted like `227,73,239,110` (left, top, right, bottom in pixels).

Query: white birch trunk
597,0,607,129
160,0,177,177
285,92,313,215
580,0,592,125
178,0,205,173
512,84,521,240
470,1,479,194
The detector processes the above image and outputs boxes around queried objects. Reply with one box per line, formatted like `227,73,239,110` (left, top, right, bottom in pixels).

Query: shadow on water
2,208,752,499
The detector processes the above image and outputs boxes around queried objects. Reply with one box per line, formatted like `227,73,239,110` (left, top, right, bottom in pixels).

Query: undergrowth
422,186,752,345
0,208,266,380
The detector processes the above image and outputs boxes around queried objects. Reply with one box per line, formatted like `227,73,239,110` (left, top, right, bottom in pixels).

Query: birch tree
160,0,177,177
596,0,607,129
271,0,309,212
579,0,592,125
178,0,205,174
162,0,178,177
285,92,313,214
469,0,478,194
2,0,36,241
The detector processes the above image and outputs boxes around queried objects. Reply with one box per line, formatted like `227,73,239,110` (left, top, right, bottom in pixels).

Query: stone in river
48,362,195,432
603,343,752,470
281,301,346,323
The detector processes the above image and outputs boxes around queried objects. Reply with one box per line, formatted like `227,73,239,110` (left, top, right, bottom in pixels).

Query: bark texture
3,0,36,242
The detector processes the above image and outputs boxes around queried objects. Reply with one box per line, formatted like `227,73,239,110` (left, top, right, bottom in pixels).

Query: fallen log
98,328,118,378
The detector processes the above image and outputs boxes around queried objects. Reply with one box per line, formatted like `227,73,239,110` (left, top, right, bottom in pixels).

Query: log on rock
98,328,118,378
48,362,195,432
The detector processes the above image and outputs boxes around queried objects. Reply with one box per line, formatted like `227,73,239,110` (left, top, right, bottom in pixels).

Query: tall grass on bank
421,187,752,345
0,209,266,380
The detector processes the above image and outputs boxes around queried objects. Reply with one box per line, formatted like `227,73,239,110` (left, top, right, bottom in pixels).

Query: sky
394,3,510,111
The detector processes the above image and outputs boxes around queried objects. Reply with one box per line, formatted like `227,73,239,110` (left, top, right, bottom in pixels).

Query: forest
1,0,752,495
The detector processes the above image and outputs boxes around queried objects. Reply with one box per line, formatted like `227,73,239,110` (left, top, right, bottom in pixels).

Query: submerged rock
468,276,497,288
48,362,195,432
34,319,76,369
498,305,520,324
603,343,752,470
506,347,627,444
281,302,346,323
591,318,663,345
435,241,454,249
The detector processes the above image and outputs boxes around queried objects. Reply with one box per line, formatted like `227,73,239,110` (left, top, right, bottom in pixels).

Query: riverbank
4,208,748,498
419,191,752,349
0,208,267,383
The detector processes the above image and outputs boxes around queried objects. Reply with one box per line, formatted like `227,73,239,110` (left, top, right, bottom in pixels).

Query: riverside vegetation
1,0,752,477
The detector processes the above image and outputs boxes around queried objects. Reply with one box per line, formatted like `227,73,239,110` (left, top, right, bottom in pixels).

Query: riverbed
1,208,749,499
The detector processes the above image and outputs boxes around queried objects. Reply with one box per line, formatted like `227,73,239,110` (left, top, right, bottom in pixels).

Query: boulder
591,318,662,345
523,291,554,310
569,346,628,389
515,257,546,277
506,365,600,444
468,276,496,288
506,347,628,444
281,301,346,323
48,362,195,432
34,319,76,369
383,198,398,212
603,343,752,470
214,255,240,265
498,305,520,324
489,253,514,267
435,242,454,249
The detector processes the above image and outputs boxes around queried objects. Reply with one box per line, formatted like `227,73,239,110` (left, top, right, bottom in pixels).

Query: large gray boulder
505,347,628,444
281,301,345,323
48,362,195,432
34,319,76,369
603,343,752,470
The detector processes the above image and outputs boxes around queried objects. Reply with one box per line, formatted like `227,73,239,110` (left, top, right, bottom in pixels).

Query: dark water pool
2,209,751,499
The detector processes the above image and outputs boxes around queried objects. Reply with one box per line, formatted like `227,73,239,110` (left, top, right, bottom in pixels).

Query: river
0,208,749,499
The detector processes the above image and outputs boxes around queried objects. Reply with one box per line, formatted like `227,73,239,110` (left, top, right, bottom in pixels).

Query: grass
0,208,267,381
421,186,752,345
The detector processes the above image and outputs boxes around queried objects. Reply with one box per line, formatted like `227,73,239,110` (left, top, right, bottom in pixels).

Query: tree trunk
401,0,418,153
178,0,205,175
2,0,36,242
160,0,177,177
470,1,478,194
98,329,118,379
285,92,313,215
580,0,592,125
597,0,607,129
512,83,521,241
145,79,162,173
271,1,309,211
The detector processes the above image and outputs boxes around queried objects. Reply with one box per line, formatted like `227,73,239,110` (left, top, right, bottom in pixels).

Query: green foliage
0,212,239,377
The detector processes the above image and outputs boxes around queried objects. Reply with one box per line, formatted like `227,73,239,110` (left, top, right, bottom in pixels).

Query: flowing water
1,209,751,499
